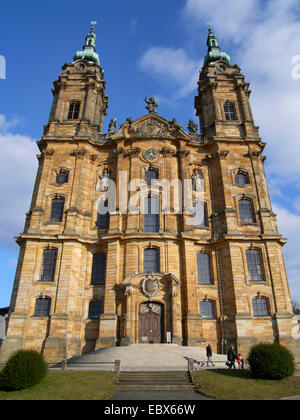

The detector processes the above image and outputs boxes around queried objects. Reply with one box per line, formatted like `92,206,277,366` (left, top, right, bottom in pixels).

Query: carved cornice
72,148,88,160
123,147,141,158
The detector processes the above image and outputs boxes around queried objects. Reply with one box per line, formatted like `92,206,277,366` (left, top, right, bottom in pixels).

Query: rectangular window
197,253,212,285
239,199,255,223
193,203,207,228
253,298,268,316
200,301,214,319
50,198,64,223
96,201,109,228
224,103,237,121
40,249,57,282
88,301,103,319
246,250,264,282
144,196,159,233
91,253,107,285
34,298,51,317
144,248,160,273
68,102,80,120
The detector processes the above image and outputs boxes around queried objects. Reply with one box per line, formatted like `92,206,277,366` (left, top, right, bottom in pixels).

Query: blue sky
1,0,300,307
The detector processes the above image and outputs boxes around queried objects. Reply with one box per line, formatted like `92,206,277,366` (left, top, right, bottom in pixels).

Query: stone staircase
117,370,196,392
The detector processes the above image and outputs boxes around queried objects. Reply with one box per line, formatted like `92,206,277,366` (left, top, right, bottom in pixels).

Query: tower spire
73,22,100,65
204,27,231,66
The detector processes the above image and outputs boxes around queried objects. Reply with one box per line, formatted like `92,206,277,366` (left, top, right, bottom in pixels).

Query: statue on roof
187,120,198,134
145,96,158,114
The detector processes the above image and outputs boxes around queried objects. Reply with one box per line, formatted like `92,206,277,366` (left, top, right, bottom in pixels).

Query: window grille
253,298,269,316
40,249,57,282
68,102,80,120
246,249,264,282
144,248,160,273
239,199,255,223
34,298,51,317
200,301,214,319
50,198,64,223
197,253,212,285
91,253,107,285
235,172,248,187
224,102,237,121
88,301,103,319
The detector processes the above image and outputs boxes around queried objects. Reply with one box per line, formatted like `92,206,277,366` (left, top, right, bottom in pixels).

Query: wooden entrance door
139,302,163,344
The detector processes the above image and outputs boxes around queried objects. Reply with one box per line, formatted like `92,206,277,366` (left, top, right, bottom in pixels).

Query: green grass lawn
193,369,300,400
0,370,116,400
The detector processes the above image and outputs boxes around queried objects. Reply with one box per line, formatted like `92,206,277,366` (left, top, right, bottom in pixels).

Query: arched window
197,253,212,285
40,249,57,282
50,197,65,223
246,249,264,282
68,102,80,120
239,199,255,223
145,169,159,186
144,196,159,233
56,169,69,185
200,301,215,319
235,171,249,187
144,248,160,273
34,297,51,317
88,301,103,319
91,253,107,285
224,102,237,121
252,298,269,317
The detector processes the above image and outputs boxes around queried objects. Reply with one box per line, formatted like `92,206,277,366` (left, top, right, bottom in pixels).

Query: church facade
1,26,299,363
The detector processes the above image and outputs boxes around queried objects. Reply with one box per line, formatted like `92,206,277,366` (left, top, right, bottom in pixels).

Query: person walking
227,346,237,369
206,343,215,367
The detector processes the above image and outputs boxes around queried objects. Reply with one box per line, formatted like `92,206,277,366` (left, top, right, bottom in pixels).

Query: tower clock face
143,148,159,162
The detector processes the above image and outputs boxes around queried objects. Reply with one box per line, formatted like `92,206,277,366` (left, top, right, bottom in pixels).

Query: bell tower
45,23,108,139
195,27,258,141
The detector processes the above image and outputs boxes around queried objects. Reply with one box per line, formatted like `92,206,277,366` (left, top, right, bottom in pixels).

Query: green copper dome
73,25,100,66
204,28,231,66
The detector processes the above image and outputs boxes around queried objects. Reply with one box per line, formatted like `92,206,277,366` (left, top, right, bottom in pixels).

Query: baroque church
1,25,299,363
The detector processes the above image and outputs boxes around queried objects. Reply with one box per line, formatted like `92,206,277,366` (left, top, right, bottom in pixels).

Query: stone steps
117,371,196,392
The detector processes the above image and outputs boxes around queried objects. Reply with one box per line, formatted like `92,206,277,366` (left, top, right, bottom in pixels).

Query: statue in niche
99,169,111,192
108,118,117,134
192,171,204,192
145,96,158,114
187,119,198,134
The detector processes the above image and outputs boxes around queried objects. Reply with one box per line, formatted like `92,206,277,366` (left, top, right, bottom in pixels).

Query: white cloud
138,47,201,99
0,116,37,247
273,204,300,301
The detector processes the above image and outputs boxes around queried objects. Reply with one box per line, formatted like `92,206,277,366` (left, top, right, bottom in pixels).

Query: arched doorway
138,302,164,344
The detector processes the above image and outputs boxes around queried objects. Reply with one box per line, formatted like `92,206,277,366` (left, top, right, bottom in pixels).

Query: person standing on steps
227,345,237,369
206,343,215,367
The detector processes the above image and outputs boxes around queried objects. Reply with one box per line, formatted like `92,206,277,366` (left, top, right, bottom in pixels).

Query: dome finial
204,26,231,66
73,22,100,66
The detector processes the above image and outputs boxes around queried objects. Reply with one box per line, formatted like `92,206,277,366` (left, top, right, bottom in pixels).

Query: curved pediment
111,113,191,141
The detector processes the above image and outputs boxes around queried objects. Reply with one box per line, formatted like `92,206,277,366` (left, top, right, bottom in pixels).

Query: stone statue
192,171,204,192
187,120,198,134
169,118,183,131
145,96,158,113
108,118,117,134
99,169,111,191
